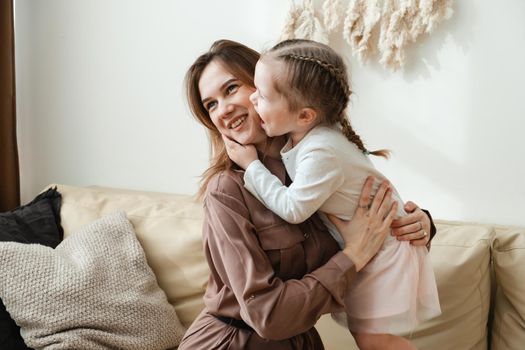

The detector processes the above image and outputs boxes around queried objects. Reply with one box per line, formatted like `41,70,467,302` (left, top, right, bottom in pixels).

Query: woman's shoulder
205,168,245,199
203,169,253,222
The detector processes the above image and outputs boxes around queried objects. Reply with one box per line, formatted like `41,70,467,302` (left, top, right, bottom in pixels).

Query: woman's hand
390,201,431,247
328,177,398,271
222,135,258,170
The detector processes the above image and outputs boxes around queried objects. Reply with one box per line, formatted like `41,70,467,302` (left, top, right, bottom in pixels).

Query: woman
179,39,435,349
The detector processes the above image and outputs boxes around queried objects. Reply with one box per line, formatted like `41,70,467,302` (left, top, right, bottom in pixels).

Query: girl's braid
287,53,351,98
340,117,368,153
341,114,390,158
285,52,389,158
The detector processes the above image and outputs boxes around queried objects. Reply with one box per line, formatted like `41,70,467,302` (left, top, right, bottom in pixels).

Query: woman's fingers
392,222,429,245
368,180,390,214
410,237,430,246
391,221,420,236
403,201,418,213
355,176,375,213
391,199,429,243
397,229,429,243
391,208,423,229
390,200,432,242
375,188,393,222
380,202,398,233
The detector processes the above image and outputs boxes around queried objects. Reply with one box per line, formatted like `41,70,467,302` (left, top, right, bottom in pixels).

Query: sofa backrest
53,184,525,350
55,184,208,328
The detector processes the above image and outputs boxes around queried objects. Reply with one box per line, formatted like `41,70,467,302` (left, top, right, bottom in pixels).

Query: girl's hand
391,201,431,247
328,177,398,271
222,135,258,170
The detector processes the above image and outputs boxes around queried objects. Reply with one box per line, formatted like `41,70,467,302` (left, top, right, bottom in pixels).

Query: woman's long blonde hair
184,40,260,198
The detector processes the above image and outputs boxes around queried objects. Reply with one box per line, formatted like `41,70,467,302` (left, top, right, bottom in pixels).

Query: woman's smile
228,114,247,129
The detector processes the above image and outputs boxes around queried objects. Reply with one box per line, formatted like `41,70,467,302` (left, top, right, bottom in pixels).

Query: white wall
15,0,525,226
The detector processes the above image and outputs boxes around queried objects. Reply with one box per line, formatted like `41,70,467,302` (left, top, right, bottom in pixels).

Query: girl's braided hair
264,39,389,158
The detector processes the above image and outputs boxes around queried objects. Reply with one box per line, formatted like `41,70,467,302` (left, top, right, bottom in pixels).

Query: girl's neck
290,132,306,148
290,124,319,148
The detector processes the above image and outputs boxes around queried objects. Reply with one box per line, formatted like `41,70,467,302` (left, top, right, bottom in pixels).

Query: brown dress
178,155,357,350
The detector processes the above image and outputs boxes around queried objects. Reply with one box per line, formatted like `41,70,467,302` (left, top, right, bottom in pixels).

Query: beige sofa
54,184,525,350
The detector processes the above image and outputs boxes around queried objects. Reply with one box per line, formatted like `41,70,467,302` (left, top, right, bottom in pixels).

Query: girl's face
198,60,268,148
249,59,300,138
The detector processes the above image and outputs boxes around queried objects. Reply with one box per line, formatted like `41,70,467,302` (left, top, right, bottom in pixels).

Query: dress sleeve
203,181,356,340
243,146,344,224
422,209,437,251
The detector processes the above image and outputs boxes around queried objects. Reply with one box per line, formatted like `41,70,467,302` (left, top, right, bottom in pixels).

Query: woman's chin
231,134,258,147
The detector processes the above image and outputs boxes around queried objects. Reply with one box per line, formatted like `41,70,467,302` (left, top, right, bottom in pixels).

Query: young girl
223,39,441,349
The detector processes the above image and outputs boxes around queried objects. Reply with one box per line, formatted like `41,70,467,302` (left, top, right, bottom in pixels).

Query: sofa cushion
0,211,184,349
316,221,494,350
402,221,494,350
491,226,525,349
0,187,63,350
54,184,208,327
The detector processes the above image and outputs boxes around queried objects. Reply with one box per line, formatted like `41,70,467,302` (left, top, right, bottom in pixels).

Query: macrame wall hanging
280,0,454,71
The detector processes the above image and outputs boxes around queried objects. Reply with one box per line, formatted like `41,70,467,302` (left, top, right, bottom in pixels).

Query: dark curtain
0,0,20,211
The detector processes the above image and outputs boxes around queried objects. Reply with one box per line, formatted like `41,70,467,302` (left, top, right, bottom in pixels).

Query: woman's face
198,60,268,148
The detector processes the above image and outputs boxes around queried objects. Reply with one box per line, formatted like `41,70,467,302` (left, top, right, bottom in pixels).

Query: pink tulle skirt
332,237,441,334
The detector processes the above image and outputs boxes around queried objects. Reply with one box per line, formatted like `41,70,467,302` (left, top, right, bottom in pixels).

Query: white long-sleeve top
244,125,406,247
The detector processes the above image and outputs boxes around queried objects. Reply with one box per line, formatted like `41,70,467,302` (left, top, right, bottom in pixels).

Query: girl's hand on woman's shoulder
328,176,397,271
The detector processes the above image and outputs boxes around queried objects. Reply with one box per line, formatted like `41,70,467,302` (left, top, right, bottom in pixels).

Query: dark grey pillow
0,187,63,350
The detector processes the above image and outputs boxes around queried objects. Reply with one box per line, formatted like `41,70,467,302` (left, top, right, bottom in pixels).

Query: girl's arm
243,146,344,224
222,134,343,224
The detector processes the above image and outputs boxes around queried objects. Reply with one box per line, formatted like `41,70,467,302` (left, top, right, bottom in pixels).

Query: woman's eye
205,101,217,111
226,84,239,94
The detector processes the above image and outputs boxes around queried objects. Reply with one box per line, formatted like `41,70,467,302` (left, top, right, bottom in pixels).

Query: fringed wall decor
280,0,454,71
281,0,329,44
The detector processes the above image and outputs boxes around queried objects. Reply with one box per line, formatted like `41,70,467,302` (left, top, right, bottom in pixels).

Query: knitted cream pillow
0,211,184,350
55,184,208,327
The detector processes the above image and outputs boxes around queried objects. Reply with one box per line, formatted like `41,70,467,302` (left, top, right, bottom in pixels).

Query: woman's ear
298,107,318,126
